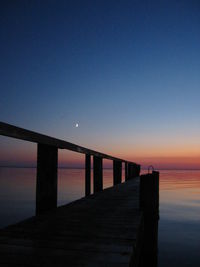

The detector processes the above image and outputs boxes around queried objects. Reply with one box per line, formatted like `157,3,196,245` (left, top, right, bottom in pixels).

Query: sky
0,0,200,169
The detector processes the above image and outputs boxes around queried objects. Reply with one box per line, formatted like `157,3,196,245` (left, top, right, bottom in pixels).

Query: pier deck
0,178,142,267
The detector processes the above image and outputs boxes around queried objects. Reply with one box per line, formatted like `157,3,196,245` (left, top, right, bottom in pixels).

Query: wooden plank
85,154,91,196
0,178,142,267
36,143,58,215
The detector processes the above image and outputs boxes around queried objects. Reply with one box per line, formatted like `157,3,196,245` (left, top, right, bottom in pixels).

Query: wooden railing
0,122,140,215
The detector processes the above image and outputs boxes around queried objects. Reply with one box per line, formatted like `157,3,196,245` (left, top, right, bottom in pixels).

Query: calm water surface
0,168,122,227
158,170,200,266
0,168,200,266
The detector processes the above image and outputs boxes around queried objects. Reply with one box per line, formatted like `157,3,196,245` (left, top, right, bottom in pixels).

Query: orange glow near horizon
0,136,200,169
1,149,200,169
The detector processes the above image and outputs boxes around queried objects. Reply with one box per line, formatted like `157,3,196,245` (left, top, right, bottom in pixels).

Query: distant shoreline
1,166,200,171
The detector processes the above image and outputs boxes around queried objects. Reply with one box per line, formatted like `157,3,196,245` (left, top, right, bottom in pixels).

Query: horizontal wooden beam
0,121,138,164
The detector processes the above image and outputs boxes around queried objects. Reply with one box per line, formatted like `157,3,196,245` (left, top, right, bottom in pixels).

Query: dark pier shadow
139,216,159,267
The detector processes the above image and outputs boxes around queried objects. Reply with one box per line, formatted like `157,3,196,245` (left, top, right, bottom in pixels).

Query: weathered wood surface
0,178,142,267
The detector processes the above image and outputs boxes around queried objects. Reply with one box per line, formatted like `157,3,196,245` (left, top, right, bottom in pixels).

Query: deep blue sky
0,0,200,167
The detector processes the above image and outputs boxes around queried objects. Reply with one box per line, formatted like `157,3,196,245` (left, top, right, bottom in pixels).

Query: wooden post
140,171,159,215
93,156,103,193
113,160,122,185
128,163,140,179
139,171,159,266
85,154,91,196
36,143,58,215
136,164,141,177
128,163,133,179
125,162,128,181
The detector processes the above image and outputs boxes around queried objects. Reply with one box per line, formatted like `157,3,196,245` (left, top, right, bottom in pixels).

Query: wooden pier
0,122,159,267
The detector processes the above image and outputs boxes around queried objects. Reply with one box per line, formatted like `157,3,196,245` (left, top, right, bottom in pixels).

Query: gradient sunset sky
1,0,200,169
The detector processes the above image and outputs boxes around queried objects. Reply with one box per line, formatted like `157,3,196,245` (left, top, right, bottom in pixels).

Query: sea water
0,168,200,266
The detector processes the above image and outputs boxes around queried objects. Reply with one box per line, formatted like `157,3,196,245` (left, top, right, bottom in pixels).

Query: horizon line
1,165,200,171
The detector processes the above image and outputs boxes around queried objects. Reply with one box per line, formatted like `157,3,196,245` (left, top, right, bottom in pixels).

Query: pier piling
36,143,58,215
93,156,103,193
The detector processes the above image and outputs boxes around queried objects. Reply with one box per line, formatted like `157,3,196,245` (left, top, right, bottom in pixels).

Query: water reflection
0,168,116,228
0,168,36,228
0,168,200,266
158,170,200,267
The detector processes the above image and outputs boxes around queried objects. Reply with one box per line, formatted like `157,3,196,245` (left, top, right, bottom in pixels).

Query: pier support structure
113,160,122,185
93,156,103,193
139,171,159,267
36,143,58,215
85,154,91,196
128,163,141,179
